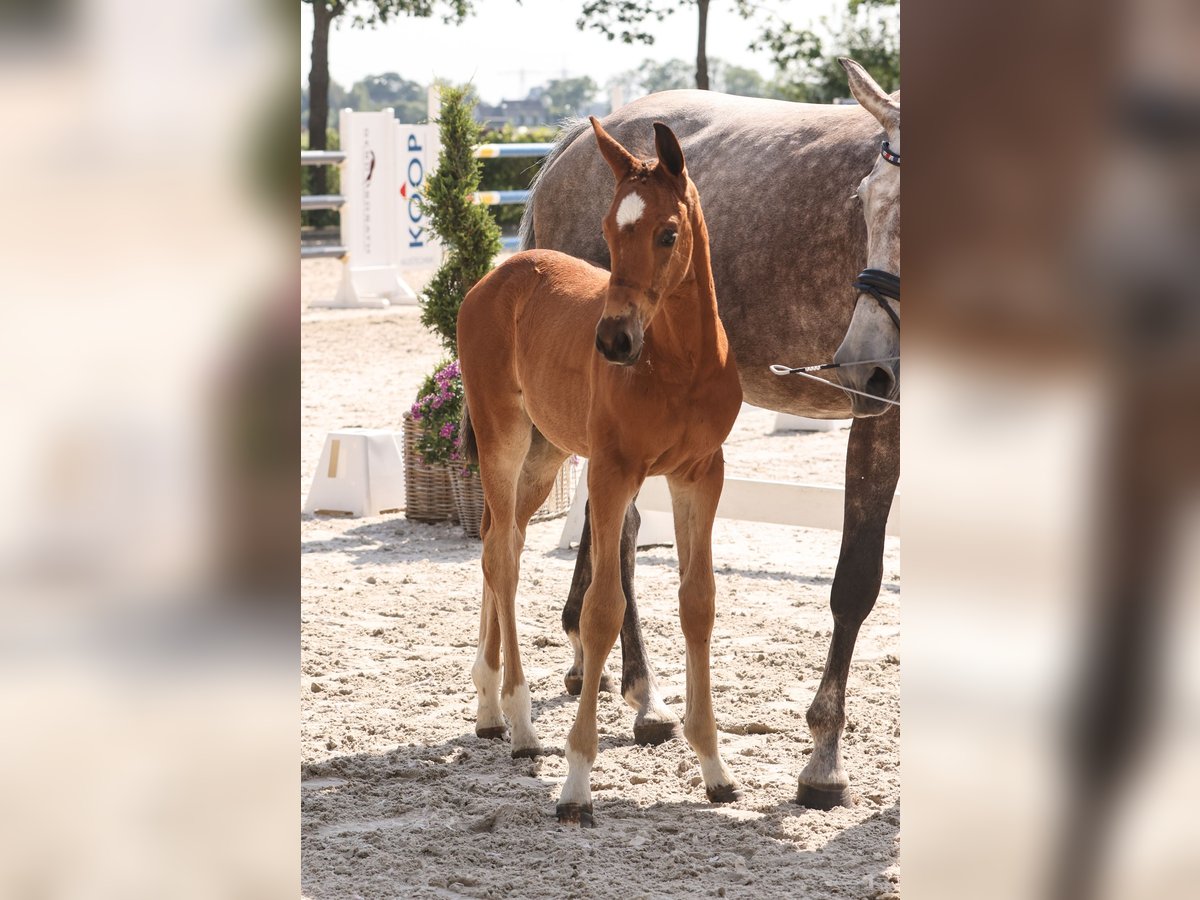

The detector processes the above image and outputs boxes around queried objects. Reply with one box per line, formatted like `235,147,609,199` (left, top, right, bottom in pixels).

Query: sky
300,0,832,104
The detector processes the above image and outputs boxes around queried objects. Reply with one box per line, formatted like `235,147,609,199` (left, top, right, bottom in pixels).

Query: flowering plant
409,359,475,473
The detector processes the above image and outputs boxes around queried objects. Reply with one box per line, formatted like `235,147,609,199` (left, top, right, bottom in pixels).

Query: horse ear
839,58,899,131
590,116,637,178
653,122,686,180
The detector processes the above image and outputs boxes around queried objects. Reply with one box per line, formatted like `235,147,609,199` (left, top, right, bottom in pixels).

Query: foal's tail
460,402,479,467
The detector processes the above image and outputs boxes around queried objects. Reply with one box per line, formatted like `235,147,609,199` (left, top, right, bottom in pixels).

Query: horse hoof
633,719,681,746
564,671,617,696
795,782,854,810
555,802,595,828
475,725,507,741
511,746,543,760
705,783,742,804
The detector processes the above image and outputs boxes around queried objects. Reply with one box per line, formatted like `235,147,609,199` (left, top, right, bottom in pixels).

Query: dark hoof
511,746,543,760
475,725,507,741
795,782,855,810
555,802,595,827
633,719,682,746
706,783,742,804
564,670,617,696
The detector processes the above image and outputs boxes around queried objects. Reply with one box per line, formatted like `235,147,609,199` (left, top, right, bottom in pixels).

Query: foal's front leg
563,500,681,744
556,462,640,827
669,451,740,803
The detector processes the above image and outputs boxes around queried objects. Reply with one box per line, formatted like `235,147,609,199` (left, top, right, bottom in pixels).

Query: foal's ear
590,116,637,178
653,122,686,180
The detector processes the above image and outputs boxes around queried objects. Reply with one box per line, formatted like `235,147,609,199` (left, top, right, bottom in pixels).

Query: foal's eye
658,230,677,247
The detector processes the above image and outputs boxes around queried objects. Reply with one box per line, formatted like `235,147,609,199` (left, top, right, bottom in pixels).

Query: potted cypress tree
403,85,500,523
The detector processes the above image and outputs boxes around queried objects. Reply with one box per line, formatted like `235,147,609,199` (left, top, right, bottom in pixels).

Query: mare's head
589,117,696,366
833,58,901,416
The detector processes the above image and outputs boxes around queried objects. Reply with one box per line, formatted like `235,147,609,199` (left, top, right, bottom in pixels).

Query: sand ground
301,259,900,899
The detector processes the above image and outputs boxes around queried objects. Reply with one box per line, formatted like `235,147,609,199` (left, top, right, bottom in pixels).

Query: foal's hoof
705,783,742,804
475,725,507,741
795,782,855,810
511,745,543,760
633,718,682,746
555,802,595,828
563,670,618,696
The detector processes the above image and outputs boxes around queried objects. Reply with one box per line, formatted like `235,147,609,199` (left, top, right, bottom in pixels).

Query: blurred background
1,0,1197,896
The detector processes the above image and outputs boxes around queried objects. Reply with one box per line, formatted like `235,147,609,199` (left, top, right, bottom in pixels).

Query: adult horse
522,59,900,809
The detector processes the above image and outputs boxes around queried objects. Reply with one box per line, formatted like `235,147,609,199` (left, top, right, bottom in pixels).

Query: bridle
769,139,902,408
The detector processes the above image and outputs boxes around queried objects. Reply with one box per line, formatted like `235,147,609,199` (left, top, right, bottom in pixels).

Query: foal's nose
595,317,642,365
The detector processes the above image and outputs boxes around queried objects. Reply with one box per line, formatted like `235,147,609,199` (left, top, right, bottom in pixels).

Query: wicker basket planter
450,457,577,539
402,411,459,523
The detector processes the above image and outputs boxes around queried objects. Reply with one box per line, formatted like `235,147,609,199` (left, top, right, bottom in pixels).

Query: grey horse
521,59,899,808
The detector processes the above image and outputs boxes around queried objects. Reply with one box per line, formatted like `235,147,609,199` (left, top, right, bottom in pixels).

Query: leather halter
853,268,900,331
852,141,901,330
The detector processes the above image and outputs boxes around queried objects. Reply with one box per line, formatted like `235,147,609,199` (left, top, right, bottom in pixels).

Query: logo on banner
403,133,426,250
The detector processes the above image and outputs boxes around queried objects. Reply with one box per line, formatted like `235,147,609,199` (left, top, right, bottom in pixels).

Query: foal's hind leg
472,571,505,739
474,411,544,758
563,503,681,744
796,410,898,808
562,503,619,696
669,451,739,803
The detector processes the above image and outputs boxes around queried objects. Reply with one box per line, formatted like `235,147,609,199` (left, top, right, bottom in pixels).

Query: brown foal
456,118,743,825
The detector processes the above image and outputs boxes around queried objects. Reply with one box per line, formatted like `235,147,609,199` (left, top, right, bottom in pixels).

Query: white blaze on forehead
615,191,645,228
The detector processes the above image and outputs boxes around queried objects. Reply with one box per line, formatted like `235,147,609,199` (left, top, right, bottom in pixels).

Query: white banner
394,122,441,269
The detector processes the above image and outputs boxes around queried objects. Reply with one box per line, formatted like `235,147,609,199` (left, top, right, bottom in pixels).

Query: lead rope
769,363,901,408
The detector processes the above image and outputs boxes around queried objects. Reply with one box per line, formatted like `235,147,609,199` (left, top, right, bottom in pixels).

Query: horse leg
796,410,899,808
472,567,505,740
474,409,542,758
562,501,619,696
557,459,639,826
669,451,740,803
563,501,680,744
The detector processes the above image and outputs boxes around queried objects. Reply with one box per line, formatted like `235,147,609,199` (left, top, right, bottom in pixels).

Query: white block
304,429,406,517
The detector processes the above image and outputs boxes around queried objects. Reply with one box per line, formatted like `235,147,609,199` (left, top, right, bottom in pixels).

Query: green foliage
541,76,600,120
609,57,782,99
409,359,472,471
419,86,501,358
577,1,760,45
754,1,899,103
301,0,476,28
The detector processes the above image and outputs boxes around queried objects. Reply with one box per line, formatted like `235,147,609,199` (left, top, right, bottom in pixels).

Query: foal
457,118,743,825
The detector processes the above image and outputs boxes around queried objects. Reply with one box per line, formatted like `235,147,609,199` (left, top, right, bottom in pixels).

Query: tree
717,63,773,98
755,0,898,103
302,0,475,195
578,1,760,91
348,72,428,121
541,76,600,120
419,86,501,356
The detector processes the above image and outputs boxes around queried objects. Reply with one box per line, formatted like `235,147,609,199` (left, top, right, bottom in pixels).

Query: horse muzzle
595,314,644,366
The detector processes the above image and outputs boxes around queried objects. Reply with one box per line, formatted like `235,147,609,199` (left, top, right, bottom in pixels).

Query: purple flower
439,422,454,439
431,395,443,409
